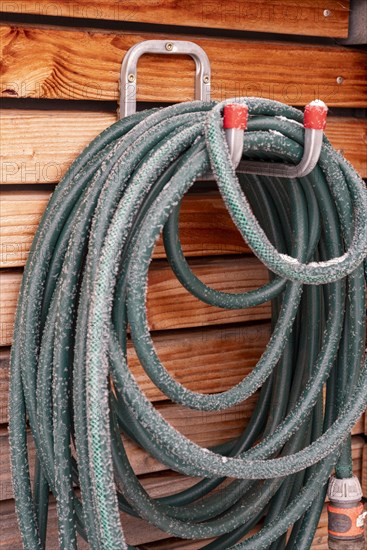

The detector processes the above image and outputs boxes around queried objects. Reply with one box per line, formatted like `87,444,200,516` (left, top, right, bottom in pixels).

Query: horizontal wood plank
0,1,350,38
124,399,259,476
149,256,269,331
1,501,365,549
0,323,270,422
324,117,367,178
0,498,90,549
0,440,364,550
362,444,367,497
1,437,364,547
1,399,365,497
353,412,365,437
0,471,199,547
0,191,251,267
1,110,366,185
0,397,257,499
0,496,170,547
0,350,8,423
2,327,364,428
126,430,367,480
1,26,366,106
0,110,113,185
0,258,270,346
0,469,237,547
0,191,50,267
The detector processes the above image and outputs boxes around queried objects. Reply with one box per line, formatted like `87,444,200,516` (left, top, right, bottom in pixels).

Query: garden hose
9,97,367,550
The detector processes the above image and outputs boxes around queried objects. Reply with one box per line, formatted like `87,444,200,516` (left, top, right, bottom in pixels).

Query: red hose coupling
303,99,328,130
223,104,248,130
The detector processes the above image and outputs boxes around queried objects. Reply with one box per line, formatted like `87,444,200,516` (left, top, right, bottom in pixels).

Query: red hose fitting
327,475,366,549
303,99,328,130
327,502,365,549
223,104,248,130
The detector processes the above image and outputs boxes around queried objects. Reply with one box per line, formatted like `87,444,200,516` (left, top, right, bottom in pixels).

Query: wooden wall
0,1,366,548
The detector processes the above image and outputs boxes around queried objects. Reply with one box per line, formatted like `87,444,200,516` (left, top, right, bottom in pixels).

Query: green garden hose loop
9,98,367,550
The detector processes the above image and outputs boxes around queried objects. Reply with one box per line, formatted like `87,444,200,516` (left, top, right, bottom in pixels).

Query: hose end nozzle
304,99,328,130
327,476,366,550
223,104,248,130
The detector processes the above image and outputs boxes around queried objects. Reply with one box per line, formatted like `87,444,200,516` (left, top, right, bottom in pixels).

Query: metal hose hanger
9,41,367,550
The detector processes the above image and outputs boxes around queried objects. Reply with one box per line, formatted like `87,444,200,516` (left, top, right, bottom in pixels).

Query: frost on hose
9,99,367,550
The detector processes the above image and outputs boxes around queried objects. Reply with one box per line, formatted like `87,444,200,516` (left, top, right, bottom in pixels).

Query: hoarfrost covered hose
9,98,367,550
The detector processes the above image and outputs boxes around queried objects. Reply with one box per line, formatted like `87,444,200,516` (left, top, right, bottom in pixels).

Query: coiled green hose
9,98,367,550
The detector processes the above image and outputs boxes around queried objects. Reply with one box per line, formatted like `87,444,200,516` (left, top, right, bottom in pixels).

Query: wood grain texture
0,484,257,550
0,335,364,425
1,26,366,106
118,432,366,488
0,349,8,424
0,470,200,547
0,271,20,347
0,0,350,38
0,323,270,422
1,436,364,547
0,437,364,541
0,499,90,549
1,110,366,185
0,498,168,547
353,412,365,437
362,444,367,497
0,190,50,267
124,398,259,476
1,501,365,549
0,397,258,500
0,258,270,345
146,257,269,330
0,110,113,184
0,190,251,267
324,117,367,178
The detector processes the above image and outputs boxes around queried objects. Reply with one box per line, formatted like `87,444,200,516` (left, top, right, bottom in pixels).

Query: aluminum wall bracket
119,39,211,119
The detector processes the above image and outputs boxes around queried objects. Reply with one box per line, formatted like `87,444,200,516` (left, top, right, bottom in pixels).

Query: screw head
336,76,344,84
203,75,210,84
323,9,331,17
127,73,135,83
165,42,173,51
